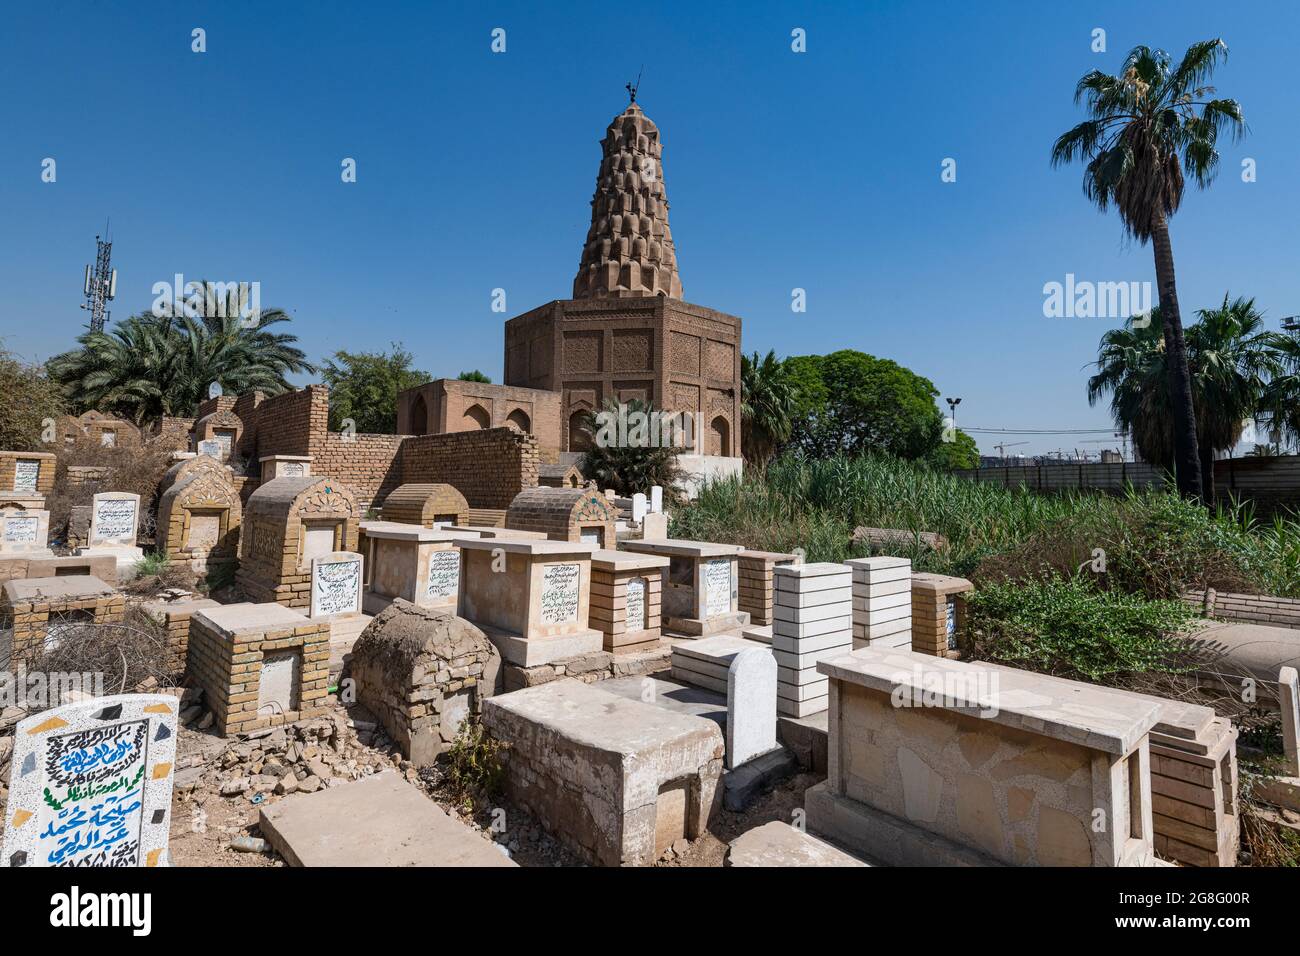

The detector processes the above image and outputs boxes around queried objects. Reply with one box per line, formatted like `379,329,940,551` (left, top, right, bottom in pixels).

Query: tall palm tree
48,304,314,425
1053,40,1246,500
1087,296,1280,500
741,350,796,468
1263,332,1300,453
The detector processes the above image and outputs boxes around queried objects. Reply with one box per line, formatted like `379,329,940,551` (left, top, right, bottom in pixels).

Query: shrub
965,576,1201,681
442,718,506,812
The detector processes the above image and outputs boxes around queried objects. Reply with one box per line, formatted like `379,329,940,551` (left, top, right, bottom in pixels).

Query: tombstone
632,493,647,524
1282,666,1300,778
910,573,974,657
156,466,241,572
259,455,312,482
78,491,144,577
196,438,223,459
771,563,852,718
1,694,178,867
0,451,56,499
1,576,124,665
589,549,668,654
358,520,478,614
505,486,616,546
311,552,363,618
650,485,663,514
726,647,779,769
621,538,749,636
0,508,52,557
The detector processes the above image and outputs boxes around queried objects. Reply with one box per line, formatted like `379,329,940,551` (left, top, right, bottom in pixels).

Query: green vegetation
47,305,314,426
456,370,491,383
740,350,796,469
0,345,65,451
321,343,429,433
578,398,685,505
135,551,170,578
1053,39,1247,499
442,718,506,812
965,576,1199,681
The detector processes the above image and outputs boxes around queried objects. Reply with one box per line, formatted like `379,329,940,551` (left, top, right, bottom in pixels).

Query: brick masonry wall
5,591,125,665
401,428,540,509
314,433,406,513
186,613,331,736
1184,588,1300,630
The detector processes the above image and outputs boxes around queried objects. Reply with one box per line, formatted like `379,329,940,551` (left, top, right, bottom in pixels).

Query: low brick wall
401,428,539,509
1184,588,1300,630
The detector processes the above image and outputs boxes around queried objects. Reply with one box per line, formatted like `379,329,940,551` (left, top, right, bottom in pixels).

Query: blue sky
2,0,1296,455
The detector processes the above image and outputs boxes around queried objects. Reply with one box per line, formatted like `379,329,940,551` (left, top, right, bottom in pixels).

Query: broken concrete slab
726,820,870,867
258,770,516,867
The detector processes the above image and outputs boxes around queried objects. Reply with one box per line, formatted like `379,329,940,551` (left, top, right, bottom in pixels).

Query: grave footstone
1,694,178,867
727,647,778,769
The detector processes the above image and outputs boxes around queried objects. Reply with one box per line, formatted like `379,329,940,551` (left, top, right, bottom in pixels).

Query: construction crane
993,441,1028,462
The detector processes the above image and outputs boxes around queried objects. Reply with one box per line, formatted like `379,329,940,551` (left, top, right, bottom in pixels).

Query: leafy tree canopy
457,370,491,383
322,344,429,434
0,345,65,451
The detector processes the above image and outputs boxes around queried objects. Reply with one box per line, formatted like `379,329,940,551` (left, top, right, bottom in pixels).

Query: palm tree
578,398,684,504
1263,332,1300,453
48,304,314,425
741,350,796,468
1087,296,1280,500
1053,40,1246,500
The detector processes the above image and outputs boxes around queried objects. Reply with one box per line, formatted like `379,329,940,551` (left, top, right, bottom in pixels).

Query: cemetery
3,91,1300,881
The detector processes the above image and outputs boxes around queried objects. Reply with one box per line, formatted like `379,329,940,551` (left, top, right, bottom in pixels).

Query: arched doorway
410,394,429,435
568,409,593,452
506,408,531,433
708,416,729,457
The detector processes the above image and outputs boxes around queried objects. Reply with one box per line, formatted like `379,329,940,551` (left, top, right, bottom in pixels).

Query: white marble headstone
650,485,663,514
0,508,50,554
726,647,778,769
1,694,178,867
426,548,460,604
626,575,647,632
538,562,581,626
311,552,363,617
632,493,647,523
702,557,734,617
88,492,140,546
13,458,40,493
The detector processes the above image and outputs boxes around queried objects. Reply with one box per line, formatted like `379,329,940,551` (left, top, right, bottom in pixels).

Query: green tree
47,306,314,425
740,350,796,469
1053,39,1246,500
783,350,945,460
927,428,979,471
0,346,65,451
321,344,430,433
578,398,684,503
457,370,492,383
1088,296,1280,499
1263,333,1300,453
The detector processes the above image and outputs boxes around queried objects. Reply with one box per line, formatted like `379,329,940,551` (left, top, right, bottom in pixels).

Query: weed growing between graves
963,576,1201,682
438,718,506,813
135,550,169,577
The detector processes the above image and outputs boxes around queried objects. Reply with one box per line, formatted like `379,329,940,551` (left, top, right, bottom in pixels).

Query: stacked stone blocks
772,563,852,718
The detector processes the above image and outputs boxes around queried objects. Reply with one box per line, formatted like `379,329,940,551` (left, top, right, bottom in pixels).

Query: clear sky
2,0,1296,455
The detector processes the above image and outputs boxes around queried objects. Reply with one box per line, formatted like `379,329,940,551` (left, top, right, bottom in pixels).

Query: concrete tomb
186,602,331,736
359,520,481,615
260,454,312,482
482,679,724,866
0,507,52,558
505,486,616,546
0,551,117,587
1,575,123,666
236,476,359,610
772,562,852,718
737,549,800,629
382,482,470,529
911,572,974,657
805,647,1160,867
77,491,144,578
844,556,911,649
142,594,221,676
1,693,178,868
589,548,668,654
346,600,502,766
455,536,602,667
622,538,749,636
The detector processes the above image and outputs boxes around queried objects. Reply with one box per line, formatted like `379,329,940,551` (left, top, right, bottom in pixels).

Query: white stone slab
1,694,178,868
0,509,50,555
772,630,855,654
13,458,40,493
1282,665,1300,777
775,585,853,609
774,600,853,624
310,552,363,618
632,493,647,523
88,492,139,547
702,557,735,617
853,591,910,612
650,486,663,513
727,648,778,770
425,548,460,603
772,615,852,640
626,575,647,632
539,562,582,626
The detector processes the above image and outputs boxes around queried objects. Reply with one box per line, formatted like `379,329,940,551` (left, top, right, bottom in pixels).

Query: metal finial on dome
625,66,642,104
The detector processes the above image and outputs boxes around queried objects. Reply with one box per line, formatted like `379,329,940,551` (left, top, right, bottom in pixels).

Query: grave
621,538,749,636
310,551,370,668
772,563,852,718
346,600,502,765
1,575,124,666
0,508,52,558
737,550,800,628
142,595,221,676
186,602,331,735
1,693,178,868
381,482,470,528
845,556,912,649
191,410,242,461
76,491,145,578
726,821,869,867
0,450,55,500
259,771,516,867
911,572,974,657
482,679,724,866
259,454,312,481
505,486,616,546
236,476,359,610
455,536,602,666
589,548,668,654
156,465,242,572
805,647,1160,866
727,646,779,770
359,520,480,615
671,634,770,694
